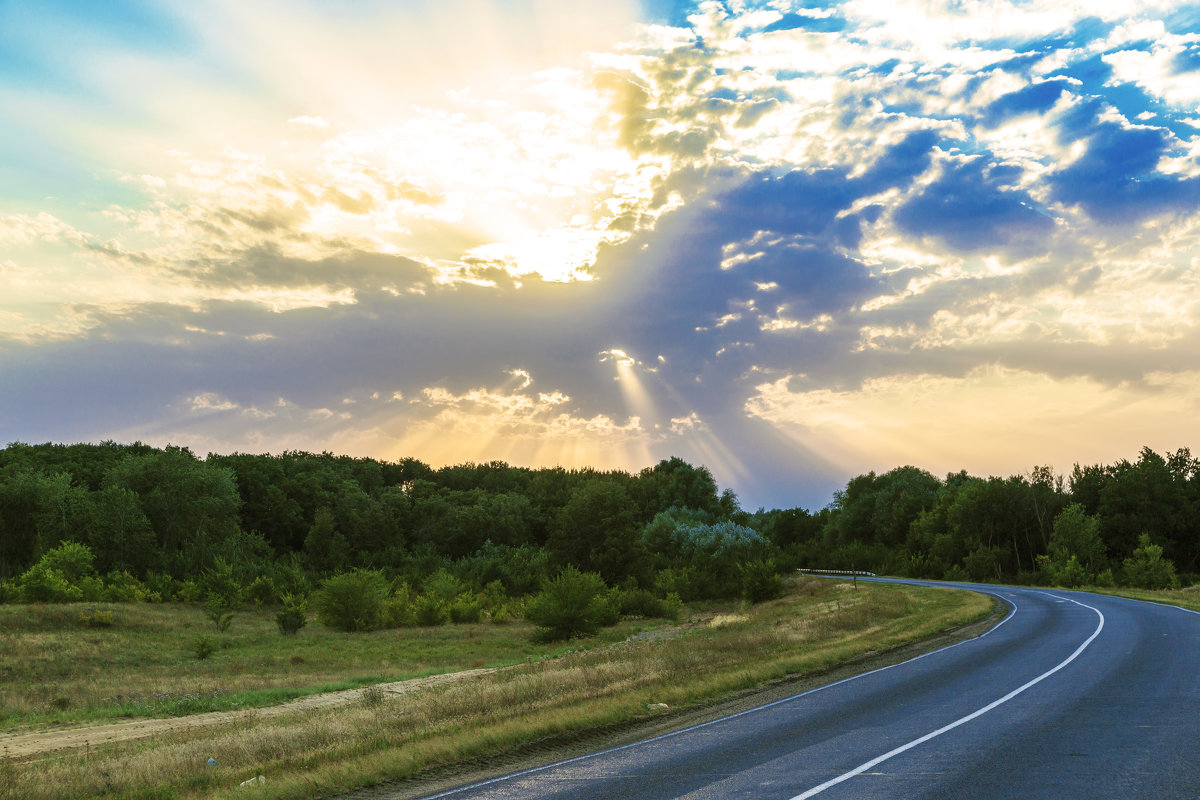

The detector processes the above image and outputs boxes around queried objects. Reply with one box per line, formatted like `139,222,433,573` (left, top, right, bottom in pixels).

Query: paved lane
408,583,1200,800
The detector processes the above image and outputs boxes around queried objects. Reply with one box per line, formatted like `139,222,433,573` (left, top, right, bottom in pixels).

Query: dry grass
1088,584,1200,613
0,579,992,800
0,603,641,728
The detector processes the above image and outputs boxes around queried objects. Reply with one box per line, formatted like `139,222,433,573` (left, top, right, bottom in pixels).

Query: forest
0,441,1195,633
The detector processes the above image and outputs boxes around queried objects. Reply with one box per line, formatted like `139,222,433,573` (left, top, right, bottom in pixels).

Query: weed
77,608,115,627
275,593,307,635
360,685,386,707
193,634,215,660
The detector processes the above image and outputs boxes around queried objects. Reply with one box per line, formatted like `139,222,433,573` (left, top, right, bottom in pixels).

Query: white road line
416,587,1018,800
787,593,1105,800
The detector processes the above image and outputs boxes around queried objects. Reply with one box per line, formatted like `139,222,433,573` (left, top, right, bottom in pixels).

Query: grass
0,578,993,800
1083,584,1200,613
0,603,651,729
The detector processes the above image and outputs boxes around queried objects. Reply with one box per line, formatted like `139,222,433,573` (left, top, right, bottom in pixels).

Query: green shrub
102,571,156,603
449,595,482,624
199,558,243,608
524,566,617,642
313,569,388,632
245,575,277,605
143,572,180,602
275,593,308,635
77,608,115,627
613,587,677,619
382,595,417,628
205,601,235,632
17,563,83,603
77,575,106,602
39,541,96,583
741,560,785,603
193,634,215,660
422,569,466,605
1122,533,1180,589
174,579,204,603
414,595,449,627
269,557,311,600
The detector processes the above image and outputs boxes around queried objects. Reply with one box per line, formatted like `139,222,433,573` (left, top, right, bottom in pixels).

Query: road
405,582,1200,800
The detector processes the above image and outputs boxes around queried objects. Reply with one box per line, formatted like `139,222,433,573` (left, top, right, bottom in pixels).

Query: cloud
893,155,1055,253
4,0,1200,510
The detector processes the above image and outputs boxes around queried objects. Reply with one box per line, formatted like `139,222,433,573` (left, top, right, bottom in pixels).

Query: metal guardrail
796,569,876,577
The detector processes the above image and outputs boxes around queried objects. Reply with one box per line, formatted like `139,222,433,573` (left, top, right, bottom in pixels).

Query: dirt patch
0,667,499,762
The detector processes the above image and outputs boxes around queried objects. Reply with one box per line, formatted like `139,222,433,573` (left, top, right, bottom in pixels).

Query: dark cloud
982,80,1070,127
1050,120,1200,224
894,158,1053,253
177,245,432,292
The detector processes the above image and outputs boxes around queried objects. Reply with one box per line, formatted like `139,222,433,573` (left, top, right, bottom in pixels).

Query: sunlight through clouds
3,0,1200,509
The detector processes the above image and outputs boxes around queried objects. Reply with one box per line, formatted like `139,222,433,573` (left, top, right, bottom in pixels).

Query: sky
2,0,1199,511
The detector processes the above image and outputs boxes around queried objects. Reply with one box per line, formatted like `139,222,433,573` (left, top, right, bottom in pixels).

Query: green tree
104,447,243,577
524,566,616,641
86,486,157,576
304,507,349,574
1121,533,1179,589
547,481,642,585
1049,504,1106,573
313,569,388,631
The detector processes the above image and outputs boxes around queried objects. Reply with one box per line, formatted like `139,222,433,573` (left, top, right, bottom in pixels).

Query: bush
199,558,243,608
143,572,180,602
422,569,466,605
39,541,96,583
269,557,311,600
193,634,215,660
246,576,277,606
741,559,784,603
524,566,617,642
103,571,156,603
1122,533,1179,589
313,569,388,631
275,593,308,635
449,595,482,624
78,608,115,627
414,595,449,627
17,563,83,603
613,587,680,620
382,595,417,628
77,575,106,602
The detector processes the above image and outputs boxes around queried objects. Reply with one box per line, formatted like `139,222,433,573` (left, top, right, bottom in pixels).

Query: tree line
1,442,1195,620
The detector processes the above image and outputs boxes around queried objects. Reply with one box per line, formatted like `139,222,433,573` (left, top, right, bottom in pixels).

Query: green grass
1083,584,1200,613
0,579,994,800
0,603,655,729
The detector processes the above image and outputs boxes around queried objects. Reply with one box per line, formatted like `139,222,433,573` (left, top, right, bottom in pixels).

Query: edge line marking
786,592,1105,800
416,585,1016,800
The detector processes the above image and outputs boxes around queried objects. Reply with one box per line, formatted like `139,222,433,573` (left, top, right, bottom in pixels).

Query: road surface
403,582,1200,800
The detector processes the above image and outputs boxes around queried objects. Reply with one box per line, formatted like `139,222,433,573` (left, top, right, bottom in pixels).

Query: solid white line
787,592,1105,800
416,585,1018,800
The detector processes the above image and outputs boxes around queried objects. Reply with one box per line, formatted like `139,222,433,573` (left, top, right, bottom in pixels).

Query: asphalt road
406,581,1200,800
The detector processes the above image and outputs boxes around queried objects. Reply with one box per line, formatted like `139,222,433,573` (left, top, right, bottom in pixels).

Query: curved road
405,582,1200,800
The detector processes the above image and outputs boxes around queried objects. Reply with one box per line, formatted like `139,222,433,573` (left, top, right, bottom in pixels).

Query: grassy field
0,578,994,800
0,603,652,729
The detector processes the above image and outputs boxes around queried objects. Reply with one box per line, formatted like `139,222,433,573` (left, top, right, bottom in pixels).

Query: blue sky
2,0,1199,510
